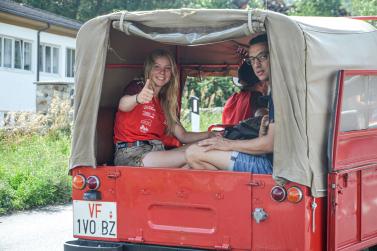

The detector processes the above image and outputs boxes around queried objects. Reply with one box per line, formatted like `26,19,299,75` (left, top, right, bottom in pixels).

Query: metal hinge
107,170,121,179
247,180,265,187
311,198,317,232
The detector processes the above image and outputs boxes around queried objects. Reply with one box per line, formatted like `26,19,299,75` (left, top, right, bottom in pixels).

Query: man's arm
198,123,274,155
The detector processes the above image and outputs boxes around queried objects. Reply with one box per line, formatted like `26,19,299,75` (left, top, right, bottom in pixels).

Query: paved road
0,203,73,251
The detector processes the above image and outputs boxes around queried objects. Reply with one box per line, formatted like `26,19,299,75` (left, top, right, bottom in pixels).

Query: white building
0,0,81,112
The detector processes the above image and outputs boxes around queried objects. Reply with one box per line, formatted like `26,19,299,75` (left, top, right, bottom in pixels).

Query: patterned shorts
114,140,165,167
229,151,273,174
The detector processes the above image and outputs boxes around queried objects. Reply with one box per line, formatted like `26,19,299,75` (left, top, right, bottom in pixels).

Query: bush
0,179,15,215
0,131,72,215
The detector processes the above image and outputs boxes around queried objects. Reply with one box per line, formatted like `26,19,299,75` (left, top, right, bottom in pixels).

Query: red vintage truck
64,9,377,251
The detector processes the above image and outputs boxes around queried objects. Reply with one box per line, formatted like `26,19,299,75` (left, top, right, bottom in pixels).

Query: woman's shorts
229,151,272,174
114,140,165,167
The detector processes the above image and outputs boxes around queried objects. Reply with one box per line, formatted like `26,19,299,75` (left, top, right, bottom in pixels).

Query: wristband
135,94,141,104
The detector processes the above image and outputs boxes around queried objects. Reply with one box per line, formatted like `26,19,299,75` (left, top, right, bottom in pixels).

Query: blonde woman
113,49,214,167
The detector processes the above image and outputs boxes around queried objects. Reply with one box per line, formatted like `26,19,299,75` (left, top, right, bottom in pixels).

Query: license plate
73,200,117,238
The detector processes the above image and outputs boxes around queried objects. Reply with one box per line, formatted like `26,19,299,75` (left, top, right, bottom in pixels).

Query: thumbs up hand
136,79,154,104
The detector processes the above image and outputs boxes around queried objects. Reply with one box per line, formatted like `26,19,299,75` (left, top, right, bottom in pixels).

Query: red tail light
87,176,100,190
271,185,287,202
287,186,303,203
72,174,86,190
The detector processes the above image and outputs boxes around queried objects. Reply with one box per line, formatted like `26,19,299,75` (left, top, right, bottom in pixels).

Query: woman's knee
185,144,203,163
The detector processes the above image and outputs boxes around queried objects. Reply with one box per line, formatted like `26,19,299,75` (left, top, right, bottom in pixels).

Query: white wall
0,22,76,112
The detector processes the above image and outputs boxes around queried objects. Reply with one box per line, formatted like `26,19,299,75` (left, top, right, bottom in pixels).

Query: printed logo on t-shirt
141,119,152,127
142,110,155,119
143,105,156,112
140,124,149,133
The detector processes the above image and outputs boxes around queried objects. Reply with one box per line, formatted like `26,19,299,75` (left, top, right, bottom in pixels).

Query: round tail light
87,176,100,190
72,174,86,190
287,186,303,203
271,185,287,202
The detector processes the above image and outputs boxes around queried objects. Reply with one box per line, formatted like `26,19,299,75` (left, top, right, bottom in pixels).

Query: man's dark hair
249,34,268,46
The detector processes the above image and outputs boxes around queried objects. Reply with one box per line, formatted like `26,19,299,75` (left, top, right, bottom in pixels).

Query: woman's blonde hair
144,49,179,135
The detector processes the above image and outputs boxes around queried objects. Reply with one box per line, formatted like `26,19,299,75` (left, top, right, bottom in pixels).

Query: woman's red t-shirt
113,81,167,143
222,91,252,124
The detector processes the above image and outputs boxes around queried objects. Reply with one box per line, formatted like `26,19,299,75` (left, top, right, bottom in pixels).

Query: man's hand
136,79,154,104
197,136,234,152
259,115,269,136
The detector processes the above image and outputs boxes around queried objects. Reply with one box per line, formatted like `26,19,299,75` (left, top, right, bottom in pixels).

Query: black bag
223,116,263,140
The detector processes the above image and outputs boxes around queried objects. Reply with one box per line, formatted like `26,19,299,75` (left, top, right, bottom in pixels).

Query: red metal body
72,167,325,250
327,70,377,251
351,16,377,21
328,166,377,251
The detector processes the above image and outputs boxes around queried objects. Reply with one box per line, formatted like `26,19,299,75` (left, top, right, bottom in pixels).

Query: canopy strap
119,11,126,32
247,9,267,34
247,10,253,33
119,11,131,35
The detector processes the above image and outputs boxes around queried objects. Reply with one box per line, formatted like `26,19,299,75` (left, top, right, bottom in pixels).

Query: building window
4,38,12,68
39,44,59,74
14,40,22,69
0,38,2,67
66,48,75,78
24,42,31,70
0,36,32,71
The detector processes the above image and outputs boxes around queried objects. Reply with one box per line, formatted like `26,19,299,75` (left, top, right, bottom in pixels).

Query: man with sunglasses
185,34,274,174
222,60,268,125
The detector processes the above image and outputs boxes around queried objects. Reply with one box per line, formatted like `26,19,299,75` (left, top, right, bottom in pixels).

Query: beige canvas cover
70,9,377,197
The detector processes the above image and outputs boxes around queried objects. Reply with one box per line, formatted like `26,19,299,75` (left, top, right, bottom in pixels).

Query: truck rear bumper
64,239,207,251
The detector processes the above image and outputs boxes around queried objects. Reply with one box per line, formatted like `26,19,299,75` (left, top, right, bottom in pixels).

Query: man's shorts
114,140,165,167
229,151,272,174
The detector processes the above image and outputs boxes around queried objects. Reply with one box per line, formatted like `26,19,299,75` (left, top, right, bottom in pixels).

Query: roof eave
0,12,78,37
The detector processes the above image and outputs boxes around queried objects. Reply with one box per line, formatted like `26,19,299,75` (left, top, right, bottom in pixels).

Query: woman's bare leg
185,144,233,170
142,149,187,167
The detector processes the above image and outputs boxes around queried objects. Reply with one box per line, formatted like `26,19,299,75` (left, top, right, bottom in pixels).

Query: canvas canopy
70,8,377,197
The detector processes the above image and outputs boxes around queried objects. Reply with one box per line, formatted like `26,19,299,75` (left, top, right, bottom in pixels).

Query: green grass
0,130,72,215
181,109,222,131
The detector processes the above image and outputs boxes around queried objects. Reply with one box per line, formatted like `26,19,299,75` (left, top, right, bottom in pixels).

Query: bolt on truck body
64,9,377,251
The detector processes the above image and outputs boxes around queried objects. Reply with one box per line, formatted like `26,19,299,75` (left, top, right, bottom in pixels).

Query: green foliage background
182,77,238,109
14,0,263,22
0,131,71,215
289,0,348,16
14,0,377,22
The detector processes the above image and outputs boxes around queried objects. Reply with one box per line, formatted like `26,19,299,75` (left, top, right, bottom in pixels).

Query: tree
289,0,349,16
14,0,81,20
183,77,237,108
349,0,377,16
14,0,263,22
263,0,290,14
